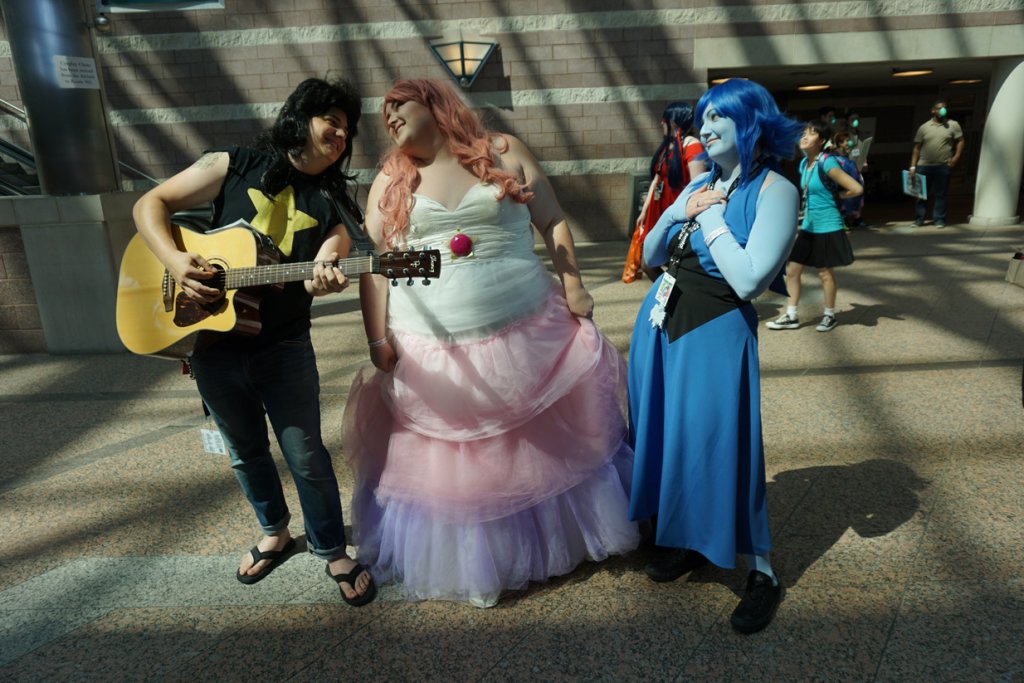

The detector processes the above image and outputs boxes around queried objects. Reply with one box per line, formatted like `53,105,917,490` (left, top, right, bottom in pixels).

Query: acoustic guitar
116,224,440,359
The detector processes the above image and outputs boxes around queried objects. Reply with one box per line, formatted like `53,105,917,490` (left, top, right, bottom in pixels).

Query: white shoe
766,314,799,330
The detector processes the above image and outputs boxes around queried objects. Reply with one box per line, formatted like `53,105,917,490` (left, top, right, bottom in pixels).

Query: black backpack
815,152,843,212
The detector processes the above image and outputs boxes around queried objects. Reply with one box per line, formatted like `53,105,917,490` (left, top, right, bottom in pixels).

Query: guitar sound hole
207,264,227,293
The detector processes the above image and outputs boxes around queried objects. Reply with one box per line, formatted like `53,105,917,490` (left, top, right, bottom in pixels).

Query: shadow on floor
625,459,929,594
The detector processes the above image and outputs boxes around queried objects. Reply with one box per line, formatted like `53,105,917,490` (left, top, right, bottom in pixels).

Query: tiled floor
1,220,1022,681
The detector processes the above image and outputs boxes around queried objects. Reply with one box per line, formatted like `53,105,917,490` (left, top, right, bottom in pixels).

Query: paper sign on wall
53,55,100,90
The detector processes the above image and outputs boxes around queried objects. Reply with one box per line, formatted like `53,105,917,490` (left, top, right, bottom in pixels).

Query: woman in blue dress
627,79,802,634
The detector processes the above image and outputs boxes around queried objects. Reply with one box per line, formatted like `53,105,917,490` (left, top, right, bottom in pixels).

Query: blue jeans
915,164,951,223
190,332,347,560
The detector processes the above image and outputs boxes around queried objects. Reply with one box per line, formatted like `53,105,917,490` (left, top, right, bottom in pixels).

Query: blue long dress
627,165,778,569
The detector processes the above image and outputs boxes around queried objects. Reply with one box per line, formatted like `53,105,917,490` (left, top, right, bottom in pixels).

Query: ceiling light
797,84,830,91
948,78,982,85
710,77,746,85
892,68,933,77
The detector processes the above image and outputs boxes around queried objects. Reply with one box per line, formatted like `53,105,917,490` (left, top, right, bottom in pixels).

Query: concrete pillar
970,57,1024,226
0,0,120,195
3,192,142,353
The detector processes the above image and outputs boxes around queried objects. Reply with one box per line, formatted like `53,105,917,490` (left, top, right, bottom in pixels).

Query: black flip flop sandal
235,538,296,585
325,562,378,607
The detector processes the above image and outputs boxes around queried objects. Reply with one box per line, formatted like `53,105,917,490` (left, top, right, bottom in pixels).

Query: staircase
0,155,40,196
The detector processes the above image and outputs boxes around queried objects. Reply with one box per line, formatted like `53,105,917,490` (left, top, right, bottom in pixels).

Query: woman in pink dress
344,79,638,607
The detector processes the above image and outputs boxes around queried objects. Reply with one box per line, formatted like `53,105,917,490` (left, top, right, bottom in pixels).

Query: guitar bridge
161,270,175,312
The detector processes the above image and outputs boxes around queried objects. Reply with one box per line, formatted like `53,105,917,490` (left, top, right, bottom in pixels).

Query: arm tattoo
192,153,220,170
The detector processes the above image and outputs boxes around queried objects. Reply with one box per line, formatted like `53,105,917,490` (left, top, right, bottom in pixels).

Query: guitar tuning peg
421,278,431,286
406,277,414,286
391,279,398,287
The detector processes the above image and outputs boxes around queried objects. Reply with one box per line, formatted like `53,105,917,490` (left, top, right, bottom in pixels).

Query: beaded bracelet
367,337,389,348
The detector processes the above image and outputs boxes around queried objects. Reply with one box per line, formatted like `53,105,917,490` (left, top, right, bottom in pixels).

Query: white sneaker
816,314,837,332
766,314,799,330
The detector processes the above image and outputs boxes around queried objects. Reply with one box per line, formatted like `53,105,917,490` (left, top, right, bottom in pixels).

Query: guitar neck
222,255,378,290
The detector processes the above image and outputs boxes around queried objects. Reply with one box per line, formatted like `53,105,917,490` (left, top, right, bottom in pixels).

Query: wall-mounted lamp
429,37,498,89
93,13,111,32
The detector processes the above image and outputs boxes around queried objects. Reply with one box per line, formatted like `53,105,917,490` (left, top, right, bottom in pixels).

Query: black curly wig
650,101,696,192
254,77,364,222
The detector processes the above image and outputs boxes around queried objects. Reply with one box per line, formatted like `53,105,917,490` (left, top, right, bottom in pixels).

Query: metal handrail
0,138,36,169
0,98,26,121
0,137,38,196
0,98,159,184
0,176,30,195
119,160,159,184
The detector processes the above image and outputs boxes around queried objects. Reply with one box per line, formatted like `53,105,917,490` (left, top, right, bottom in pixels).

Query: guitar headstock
378,249,442,285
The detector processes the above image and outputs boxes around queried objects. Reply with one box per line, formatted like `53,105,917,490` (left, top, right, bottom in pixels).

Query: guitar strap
326,192,375,255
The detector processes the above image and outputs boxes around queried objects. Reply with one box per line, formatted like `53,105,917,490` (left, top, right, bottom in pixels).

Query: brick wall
87,16,701,173
1,2,712,240
0,1,1021,242
0,226,43,354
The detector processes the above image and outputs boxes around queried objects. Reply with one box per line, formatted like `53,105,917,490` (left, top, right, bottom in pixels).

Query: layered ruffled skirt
343,287,639,606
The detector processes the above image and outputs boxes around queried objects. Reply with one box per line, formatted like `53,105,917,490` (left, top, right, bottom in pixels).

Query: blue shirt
799,155,844,234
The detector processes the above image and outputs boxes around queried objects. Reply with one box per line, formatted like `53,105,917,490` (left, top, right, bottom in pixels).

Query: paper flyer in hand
902,170,927,199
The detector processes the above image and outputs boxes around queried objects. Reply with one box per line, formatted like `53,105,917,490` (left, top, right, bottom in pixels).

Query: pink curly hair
377,78,533,248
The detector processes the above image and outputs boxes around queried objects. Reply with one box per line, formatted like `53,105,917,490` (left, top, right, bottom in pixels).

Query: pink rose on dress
449,230,474,259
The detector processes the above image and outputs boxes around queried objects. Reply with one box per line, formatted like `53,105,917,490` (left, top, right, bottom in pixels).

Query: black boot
643,548,709,583
730,570,783,634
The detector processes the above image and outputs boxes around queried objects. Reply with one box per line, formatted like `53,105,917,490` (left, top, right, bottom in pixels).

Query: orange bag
621,221,646,283
622,179,656,283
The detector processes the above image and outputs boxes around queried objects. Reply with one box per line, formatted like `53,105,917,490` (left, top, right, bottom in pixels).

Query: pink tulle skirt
343,290,639,606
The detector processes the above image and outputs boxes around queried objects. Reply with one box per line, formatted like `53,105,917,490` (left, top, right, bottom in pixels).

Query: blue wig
694,79,803,188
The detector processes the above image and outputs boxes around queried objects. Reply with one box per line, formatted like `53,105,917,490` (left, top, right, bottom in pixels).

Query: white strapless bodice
388,184,552,340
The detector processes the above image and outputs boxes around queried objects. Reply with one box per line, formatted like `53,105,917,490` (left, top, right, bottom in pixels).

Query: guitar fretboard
218,255,378,290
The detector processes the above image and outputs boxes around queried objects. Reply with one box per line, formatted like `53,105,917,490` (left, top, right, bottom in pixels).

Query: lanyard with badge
798,159,814,212
649,160,760,329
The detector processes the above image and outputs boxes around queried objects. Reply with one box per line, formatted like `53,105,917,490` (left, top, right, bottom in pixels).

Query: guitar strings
222,255,380,289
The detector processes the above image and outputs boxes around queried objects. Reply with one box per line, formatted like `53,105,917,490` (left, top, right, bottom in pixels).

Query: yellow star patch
246,186,320,257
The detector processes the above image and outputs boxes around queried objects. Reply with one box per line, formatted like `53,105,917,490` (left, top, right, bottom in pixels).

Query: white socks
744,553,779,586
823,307,835,317
786,306,798,319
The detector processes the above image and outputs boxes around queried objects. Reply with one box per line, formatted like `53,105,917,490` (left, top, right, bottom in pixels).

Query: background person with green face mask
908,99,965,228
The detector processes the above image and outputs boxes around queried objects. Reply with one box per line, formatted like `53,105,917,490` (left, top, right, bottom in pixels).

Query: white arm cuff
703,225,731,248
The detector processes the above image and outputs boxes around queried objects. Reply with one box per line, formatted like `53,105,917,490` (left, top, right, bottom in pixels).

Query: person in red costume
623,101,706,283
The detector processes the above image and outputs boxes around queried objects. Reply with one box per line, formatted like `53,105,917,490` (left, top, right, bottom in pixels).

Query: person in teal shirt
767,120,862,332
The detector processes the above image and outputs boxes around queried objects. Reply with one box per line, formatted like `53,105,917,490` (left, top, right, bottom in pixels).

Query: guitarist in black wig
132,77,376,606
